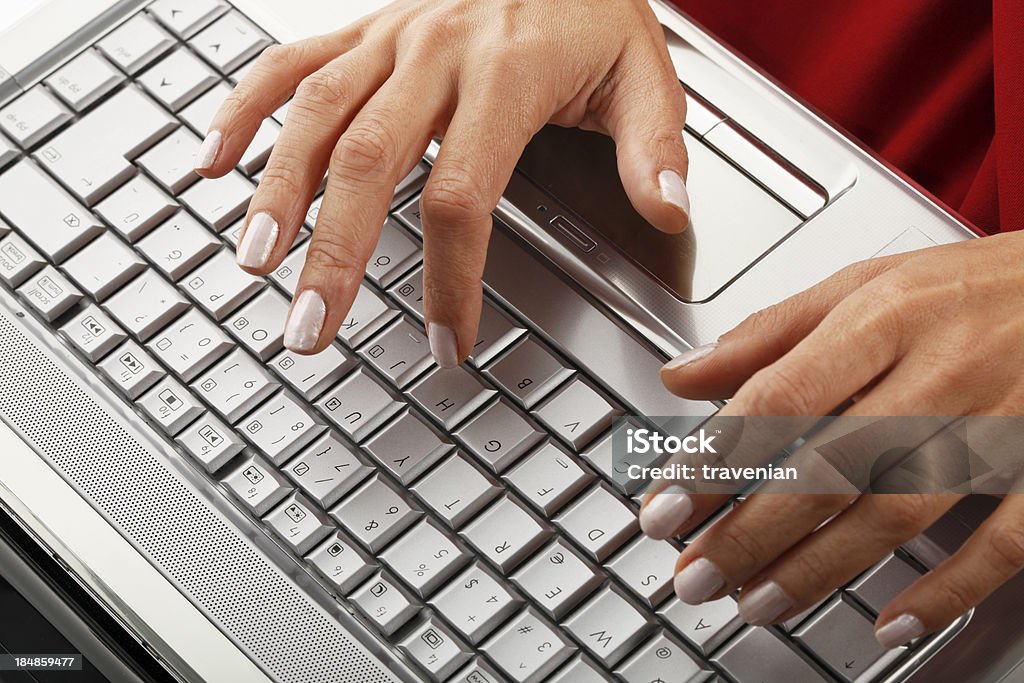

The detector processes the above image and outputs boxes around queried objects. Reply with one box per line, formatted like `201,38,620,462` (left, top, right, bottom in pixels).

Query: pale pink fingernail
875,614,924,649
639,485,693,539
662,342,717,372
284,289,326,353
428,324,458,369
195,130,222,170
659,168,691,218
738,581,793,626
236,212,278,269
674,557,726,604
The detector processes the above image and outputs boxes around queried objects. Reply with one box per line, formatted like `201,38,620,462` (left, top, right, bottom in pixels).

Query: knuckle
882,494,935,536
257,162,306,198
711,522,766,573
332,116,398,176
740,365,819,416
420,178,491,228
987,523,1024,573
294,68,352,111
304,236,365,274
255,43,299,72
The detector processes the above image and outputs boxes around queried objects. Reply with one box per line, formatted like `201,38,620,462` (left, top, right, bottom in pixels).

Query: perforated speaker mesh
0,312,396,683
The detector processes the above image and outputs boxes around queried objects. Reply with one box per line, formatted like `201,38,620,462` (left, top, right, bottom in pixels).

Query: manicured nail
875,614,924,649
195,130,222,170
236,212,278,269
639,485,693,539
674,557,726,604
662,342,717,372
284,289,326,352
738,581,793,626
428,324,458,369
658,169,691,219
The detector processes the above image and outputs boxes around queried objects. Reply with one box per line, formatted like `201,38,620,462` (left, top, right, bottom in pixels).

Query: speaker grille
0,312,396,683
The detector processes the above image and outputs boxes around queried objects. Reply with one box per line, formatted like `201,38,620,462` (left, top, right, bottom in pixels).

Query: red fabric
672,0,1024,235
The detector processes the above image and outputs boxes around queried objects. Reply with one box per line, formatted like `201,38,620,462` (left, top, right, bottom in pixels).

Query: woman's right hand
197,0,691,364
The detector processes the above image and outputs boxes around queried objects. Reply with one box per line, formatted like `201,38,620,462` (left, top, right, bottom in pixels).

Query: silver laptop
0,1,1020,681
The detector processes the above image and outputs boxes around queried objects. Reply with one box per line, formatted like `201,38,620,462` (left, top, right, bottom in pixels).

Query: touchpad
516,125,803,302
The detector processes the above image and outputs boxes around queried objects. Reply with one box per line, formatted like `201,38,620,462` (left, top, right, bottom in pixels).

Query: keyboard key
549,656,614,683
315,368,403,442
224,288,288,360
449,658,507,683
44,48,123,112
408,368,497,430
192,348,278,422
461,496,550,573
793,597,904,682
98,340,165,399
148,0,227,38
615,632,711,683
849,554,923,615
330,475,420,552
400,617,472,681
283,432,373,508
146,307,232,380
176,411,245,472
18,265,82,321
104,270,190,340
0,234,45,287
381,518,469,597
190,11,272,74
554,485,638,562
96,175,178,242
268,241,305,296
35,87,178,205
363,409,452,485
481,609,573,683
337,282,399,347
412,453,500,528
61,305,127,362
582,420,656,495
455,398,544,474
137,126,202,194
484,337,573,408
136,211,220,280
63,233,147,302
606,535,680,608
97,13,175,74
388,267,424,320
0,86,72,148
534,379,622,451
712,627,828,682
504,442,594,516
178,81,230,136
512,540,602,619
238,118,280,175
565,585,654,667
221,454,291,515
350,572,420,636
263,492,333,555
0,135,16,170
364,219,420,287
658,595,744,656
179,172,253,231
430,563,520,643
271,343,356,401
137,376,204,434
468,302,527,368
139,46,219,111
181,248,264,319
358,317,433,388
305,531,375,595
0,160,105,262
238,391,324,465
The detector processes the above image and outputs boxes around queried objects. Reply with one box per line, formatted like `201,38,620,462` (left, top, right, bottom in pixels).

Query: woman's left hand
642,230,1024,648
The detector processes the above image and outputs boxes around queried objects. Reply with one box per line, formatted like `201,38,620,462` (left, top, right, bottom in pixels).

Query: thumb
600,46,691,233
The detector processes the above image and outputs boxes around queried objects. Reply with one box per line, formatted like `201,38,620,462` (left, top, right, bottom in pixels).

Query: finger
659,256,904,400
196,30,363,177
284,63,446,354
667,493,853,605
419,66,551,367
599,44,690,232
875,493,1024,648
234,44,395,275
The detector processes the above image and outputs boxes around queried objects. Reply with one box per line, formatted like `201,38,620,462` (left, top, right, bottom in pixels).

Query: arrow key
189,11,271,74
148,0,228,39
793,596,905,682
139,46,220,111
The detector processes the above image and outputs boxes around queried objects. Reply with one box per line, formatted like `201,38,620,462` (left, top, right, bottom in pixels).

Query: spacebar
483,225,715,418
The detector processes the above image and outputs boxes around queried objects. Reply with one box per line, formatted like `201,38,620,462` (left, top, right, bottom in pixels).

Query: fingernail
658,168,691,219
738,581,793,626
674,557,726,604
428,324,458,369
662,342,717,372
236,212,278,269
639,485,693,539
875,614,924,649
195,130,222,170
284,289,326,353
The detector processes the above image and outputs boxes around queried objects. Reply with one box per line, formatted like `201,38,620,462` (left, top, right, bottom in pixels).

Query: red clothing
673,0,1023,235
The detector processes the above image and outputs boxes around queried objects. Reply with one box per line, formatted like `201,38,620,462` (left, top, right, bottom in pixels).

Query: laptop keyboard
0,2,948,682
